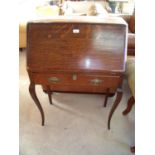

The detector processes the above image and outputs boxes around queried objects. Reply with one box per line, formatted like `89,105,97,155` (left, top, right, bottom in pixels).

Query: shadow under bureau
27,16,127,129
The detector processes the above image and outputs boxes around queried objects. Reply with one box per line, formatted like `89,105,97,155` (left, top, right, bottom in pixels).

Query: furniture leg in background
130,146,135,153
47,86,53,105
122,96,135,115
103,88,109,107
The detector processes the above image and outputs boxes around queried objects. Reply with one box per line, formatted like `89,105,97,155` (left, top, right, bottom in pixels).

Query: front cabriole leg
107,88,123,130
29,82,45,126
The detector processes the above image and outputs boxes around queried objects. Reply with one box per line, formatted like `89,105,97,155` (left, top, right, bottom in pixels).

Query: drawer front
32,73,121,93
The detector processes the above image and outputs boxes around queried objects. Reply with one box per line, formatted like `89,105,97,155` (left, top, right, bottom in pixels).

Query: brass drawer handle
48,77,60,83
90,78,103,86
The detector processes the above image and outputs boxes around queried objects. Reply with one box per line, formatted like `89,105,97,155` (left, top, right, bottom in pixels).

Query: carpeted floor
19,49,135,155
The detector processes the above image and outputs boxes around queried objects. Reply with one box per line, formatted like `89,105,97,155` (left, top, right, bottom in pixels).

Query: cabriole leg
29,82,45,126
108,88,123,130
130,146,135,153
46,86,53,105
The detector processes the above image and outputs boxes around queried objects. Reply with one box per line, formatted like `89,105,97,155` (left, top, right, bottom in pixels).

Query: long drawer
31,73,122,93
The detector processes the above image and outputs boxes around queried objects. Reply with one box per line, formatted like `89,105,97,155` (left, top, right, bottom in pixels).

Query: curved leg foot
130,146,135,153
108,88,123,130
122,96,135,115
29,82,45,126
103,89,109,107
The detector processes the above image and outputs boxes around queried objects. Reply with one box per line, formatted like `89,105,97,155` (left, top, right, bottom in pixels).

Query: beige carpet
19,50,135,155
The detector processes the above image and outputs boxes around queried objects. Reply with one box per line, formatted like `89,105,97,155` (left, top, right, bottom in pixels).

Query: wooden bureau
27,16,127,129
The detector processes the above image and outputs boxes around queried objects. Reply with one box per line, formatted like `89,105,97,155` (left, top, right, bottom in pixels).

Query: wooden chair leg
122,96,135,115
103,88,109,107
108,88,123,130
130,146,135,153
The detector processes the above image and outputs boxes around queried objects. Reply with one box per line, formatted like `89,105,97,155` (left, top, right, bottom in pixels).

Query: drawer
32,73,122,93
74,74,121,88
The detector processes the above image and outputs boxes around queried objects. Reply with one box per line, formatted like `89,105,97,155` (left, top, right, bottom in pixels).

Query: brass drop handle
48,77,60,83
90,78,103,86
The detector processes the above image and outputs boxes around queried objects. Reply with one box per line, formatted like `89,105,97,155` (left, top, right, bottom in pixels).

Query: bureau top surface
27,17,127,74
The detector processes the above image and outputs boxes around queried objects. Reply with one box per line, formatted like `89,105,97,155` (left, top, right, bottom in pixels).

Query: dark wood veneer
27,16,127,129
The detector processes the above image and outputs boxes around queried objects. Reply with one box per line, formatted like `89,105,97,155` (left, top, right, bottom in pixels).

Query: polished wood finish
130,146,135,153
108,88,123,129
122,96,135,115
27,17,127,129
29,82,45,125
27,17,127,73
48,92,52,105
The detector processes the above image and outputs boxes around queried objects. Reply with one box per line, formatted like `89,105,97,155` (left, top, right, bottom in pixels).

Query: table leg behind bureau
47,91,53,105
107,88,123,130
103,88,109,107
29,82,45,126
46,86,53,105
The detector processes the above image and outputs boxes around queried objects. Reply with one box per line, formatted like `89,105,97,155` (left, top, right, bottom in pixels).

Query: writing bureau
27,16,127,129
